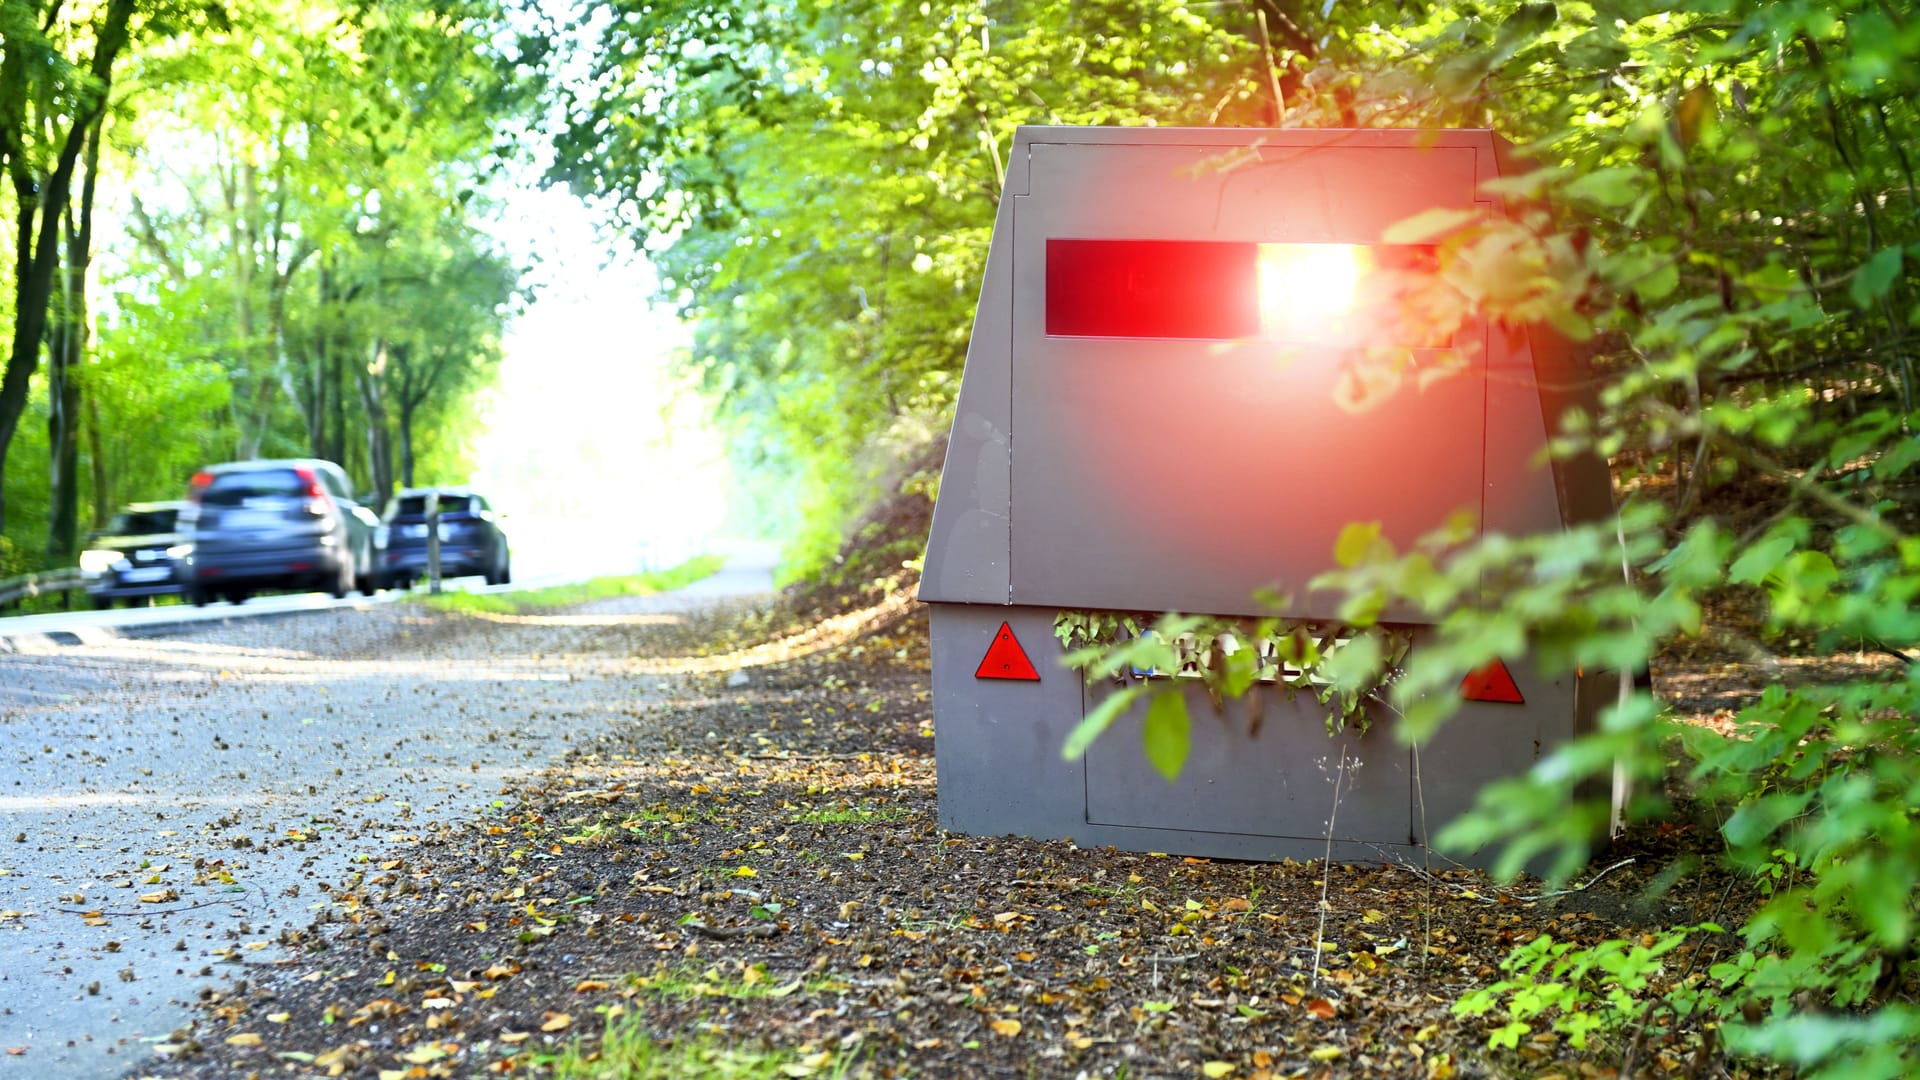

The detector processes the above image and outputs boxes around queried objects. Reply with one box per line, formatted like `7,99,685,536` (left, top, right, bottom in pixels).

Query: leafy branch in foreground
1053,607,1415,782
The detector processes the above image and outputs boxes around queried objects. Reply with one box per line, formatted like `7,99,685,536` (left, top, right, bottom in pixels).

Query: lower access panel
931,603,1575,867
1081,679,1411,847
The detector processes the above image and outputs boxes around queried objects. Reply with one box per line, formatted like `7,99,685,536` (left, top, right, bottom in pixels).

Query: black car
181,459,380,605
79,502,190,608
376,488,511,589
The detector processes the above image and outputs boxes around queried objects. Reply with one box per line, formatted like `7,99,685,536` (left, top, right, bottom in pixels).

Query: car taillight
295,467,331,515
187,470,214,503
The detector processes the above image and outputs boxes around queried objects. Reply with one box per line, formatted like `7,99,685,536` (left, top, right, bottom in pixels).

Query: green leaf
1723,792,1811,849
1320,634,1385,694
1334,521,1390,568
1142,691,1191,783
1062,685,1148,761
1563,167,1643,208
1850,246,1904,309
1729,536,1795,585
1383,207,1481,244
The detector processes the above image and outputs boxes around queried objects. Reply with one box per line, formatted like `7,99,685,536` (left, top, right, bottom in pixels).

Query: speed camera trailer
917,126,1617,867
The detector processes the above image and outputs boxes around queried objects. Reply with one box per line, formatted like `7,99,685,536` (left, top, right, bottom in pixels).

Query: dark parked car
79,501,190,608
377,488,511,589
180,459,380,605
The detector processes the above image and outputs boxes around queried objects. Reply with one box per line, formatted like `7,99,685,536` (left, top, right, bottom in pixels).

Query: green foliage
1277,0,1920,1075
543,1014,856,1079
0,0,532,548
1054,609,1415,779
1453,928,1706,1052
0,533,29,579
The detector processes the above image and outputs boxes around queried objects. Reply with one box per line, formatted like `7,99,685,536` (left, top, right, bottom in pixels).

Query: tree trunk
359,339,393,498
398,392,415,489
86,394,110,529
47,116,105,563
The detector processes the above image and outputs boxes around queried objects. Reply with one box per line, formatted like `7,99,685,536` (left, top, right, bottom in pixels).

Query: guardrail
0,568,87,608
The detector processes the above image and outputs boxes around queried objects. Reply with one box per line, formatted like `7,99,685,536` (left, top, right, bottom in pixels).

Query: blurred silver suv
180,459,380,605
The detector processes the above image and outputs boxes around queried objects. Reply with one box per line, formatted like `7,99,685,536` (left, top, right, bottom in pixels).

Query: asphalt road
0,552,774,1079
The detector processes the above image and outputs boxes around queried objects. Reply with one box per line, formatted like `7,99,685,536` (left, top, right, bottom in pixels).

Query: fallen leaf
499,1032,530,1044
1203,1063,1235,1079
574,979,610,993
540,1012,572,1032
1310,1045,1344,1062
139,889,178,904
990,1019,1021,1037
267,1012,290,1023
1306,998,1337,1019
225,1033,262,1047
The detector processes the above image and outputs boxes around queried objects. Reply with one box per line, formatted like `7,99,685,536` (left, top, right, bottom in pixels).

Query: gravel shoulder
0,565,772,1080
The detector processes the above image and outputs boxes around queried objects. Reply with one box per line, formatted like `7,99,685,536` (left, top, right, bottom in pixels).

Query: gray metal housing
920,127,1614,866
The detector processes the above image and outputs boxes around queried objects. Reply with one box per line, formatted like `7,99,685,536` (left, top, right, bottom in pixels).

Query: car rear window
391,494,475,517
200,470,306,507
109,509,178,534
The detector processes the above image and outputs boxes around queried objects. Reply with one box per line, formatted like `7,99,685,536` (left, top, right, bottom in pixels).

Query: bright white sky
470,184,731,582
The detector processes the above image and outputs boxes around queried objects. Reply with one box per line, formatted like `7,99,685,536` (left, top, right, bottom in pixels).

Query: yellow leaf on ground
990,1019,1022,1037
732,866,757,878
1203,1063,1235,1078
267,1013,290,1023
1309,1046,1344,1062
139,889,178,904
224,1033,262,1047
499,1032,530,1044
540,1012,572,1032
574,979,610,993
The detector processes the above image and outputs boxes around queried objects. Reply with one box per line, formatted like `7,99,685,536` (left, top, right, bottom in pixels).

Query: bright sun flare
1256,243,1366,340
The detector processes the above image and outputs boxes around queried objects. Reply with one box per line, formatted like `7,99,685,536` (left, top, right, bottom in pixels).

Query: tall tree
0,0,138,539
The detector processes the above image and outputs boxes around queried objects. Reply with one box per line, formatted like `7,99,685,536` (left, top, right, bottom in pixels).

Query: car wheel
329,562,350,600
190,587,209,608
225,589,246,605
92,596,115,610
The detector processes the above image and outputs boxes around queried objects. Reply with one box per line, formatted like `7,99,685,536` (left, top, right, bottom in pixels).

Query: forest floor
130,482,1893,1080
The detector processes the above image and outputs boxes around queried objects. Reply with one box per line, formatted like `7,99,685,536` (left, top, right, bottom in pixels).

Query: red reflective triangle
976,622,1041,681
1461,658,1525,704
